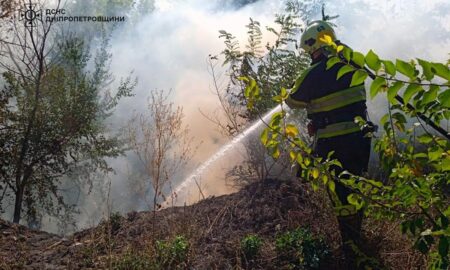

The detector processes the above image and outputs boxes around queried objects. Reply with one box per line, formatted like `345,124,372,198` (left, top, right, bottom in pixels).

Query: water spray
164,104,282,206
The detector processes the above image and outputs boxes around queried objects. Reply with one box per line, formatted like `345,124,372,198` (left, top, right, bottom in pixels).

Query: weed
275,227,330,269
241,234,263,269
155,235,189,269
109,212,122,233
241,234,263,260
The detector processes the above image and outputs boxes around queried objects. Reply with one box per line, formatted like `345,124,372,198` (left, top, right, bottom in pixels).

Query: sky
3,0,448,232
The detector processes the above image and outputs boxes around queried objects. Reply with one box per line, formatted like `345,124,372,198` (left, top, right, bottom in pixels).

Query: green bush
275,228,330,269
109,212,122,233
241,234,263,260
155,235,189,269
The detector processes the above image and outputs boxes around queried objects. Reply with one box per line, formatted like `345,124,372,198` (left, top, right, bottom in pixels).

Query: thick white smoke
73,0,450,232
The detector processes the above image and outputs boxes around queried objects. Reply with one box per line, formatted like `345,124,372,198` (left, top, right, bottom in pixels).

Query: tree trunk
13,186,24,223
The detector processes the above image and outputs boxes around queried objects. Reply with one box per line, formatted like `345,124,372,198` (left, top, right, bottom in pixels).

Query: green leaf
387,81,404,102
418,59,434,81
442,157,450,172
438,89,450,108
428,148,443,161
260,128,269,146
383,60,396,76
296,154,303,164
396,59,415,79
326,57,341,70
418,134,433,144
431,62,450,81
365,50,381,71
422,85,439,105
370,77,386,98
347,194,364,210
289,151,296,162
272,95,282,102
350,70,368,87
328,180,335,192
337,65,355,80
380,113,389,126
342,47,352,62
352,51,365,68
311,168,319,179
403,84,422,104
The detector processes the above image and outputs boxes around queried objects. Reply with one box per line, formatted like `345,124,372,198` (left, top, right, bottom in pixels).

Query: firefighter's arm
285,94,308,109
285,64,316,109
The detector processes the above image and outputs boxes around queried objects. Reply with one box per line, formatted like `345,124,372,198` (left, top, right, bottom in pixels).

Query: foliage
242,32,450,268
275,227,330,269
212,1,320,187
0,17,134,224
126,89,194,211
155,235,189,269
109,212,122,233
218,0,316,132
113,236,189,270
241,234,263,261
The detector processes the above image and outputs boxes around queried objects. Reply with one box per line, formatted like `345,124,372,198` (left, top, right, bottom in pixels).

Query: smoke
66,0,288,231
327,0,450,122
3,0,448,233
64,0,450,232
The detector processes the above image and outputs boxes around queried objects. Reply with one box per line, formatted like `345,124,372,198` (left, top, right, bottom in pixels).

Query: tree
126,89,194,211
0,0,134,224
0,0,17,19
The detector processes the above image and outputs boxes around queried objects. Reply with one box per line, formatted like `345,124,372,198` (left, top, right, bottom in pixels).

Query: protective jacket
286,53,367,139
285,52,371,218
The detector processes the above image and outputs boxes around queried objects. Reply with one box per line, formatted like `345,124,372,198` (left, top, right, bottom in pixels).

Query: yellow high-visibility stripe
307,85,366,114
285,96,308,108
316,121,361,139
334,205,358,217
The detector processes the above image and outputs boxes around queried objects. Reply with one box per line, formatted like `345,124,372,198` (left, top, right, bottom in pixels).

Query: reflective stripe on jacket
285,54,367,139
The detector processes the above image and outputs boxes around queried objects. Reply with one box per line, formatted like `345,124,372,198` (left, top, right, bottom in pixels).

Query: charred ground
0,179,424,269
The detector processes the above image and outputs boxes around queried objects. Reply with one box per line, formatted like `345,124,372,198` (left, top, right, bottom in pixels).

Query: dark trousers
315,131,371,269
315,131,371,205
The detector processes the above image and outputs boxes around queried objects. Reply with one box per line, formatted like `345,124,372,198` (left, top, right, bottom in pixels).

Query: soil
0,179,425,269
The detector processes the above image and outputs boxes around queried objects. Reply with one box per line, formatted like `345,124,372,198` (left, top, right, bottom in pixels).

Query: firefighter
285,20,372,268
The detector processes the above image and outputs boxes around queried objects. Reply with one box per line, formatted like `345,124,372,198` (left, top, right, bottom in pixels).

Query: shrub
275,228,330,269
109,212,122,233
155,235,189,269
241,234,263,263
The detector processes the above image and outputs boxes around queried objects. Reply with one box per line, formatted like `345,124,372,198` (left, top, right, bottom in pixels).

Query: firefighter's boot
337,213,363,269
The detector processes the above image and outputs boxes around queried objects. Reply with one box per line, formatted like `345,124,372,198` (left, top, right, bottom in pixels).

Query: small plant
241,234,263,267
275,228,330,269
109,212,122,233
155,235,189,269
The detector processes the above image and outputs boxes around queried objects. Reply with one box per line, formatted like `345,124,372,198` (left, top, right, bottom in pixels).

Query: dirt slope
0,179,424,269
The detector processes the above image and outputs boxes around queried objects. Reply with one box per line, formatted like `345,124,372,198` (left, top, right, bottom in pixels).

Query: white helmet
300,20,336,55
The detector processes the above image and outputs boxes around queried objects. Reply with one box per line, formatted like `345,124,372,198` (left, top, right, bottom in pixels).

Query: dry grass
0,178,428,269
